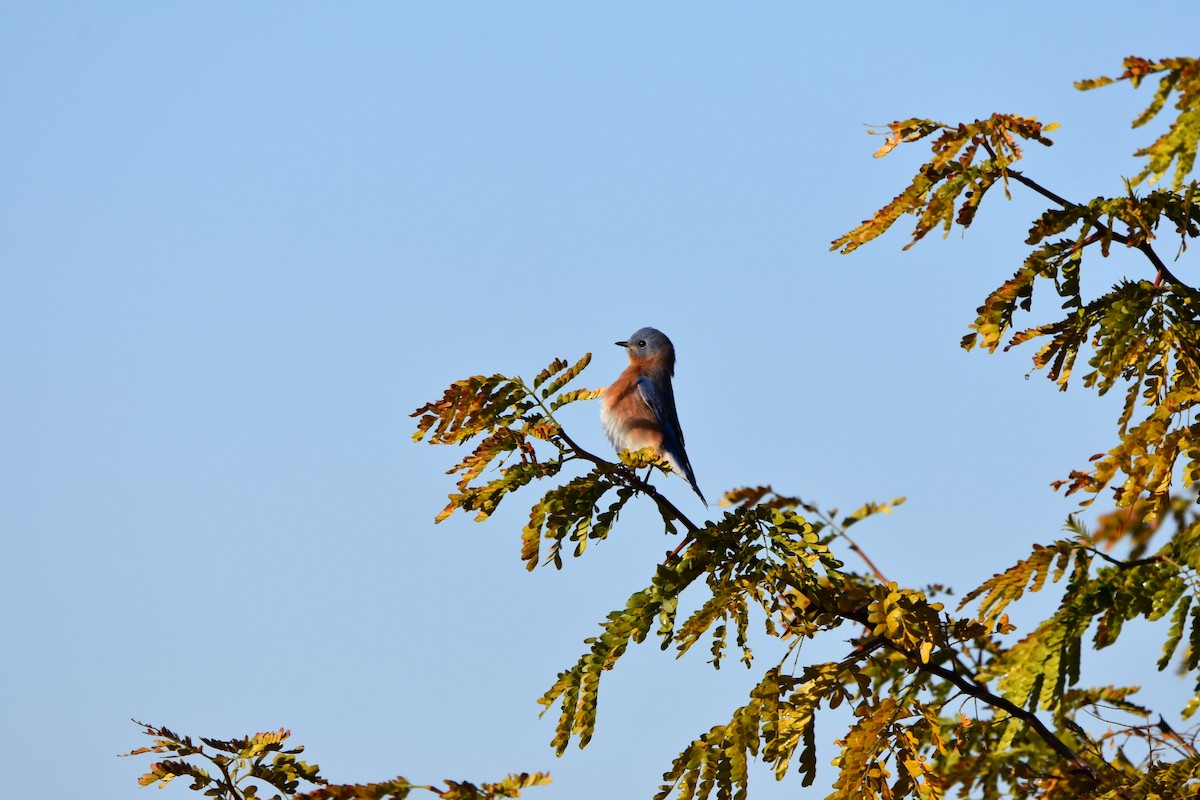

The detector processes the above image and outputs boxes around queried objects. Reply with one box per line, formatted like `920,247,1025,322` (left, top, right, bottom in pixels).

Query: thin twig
1005,168,1188,287
213,752,245,800
906,647,1103,780
554,428,702,539
834,528,888,583
979,138,1191,289
829,598,1107,783
1083,546,1162,569
1157,715,1200,759
801,501,890,582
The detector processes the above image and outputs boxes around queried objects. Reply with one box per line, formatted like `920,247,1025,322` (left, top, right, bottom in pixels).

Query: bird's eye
637,340,647,347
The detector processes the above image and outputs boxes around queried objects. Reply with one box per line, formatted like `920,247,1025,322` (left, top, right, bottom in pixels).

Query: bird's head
616,327,676,374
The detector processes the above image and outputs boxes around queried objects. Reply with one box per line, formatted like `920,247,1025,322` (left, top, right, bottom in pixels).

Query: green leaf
1078,57,1200,189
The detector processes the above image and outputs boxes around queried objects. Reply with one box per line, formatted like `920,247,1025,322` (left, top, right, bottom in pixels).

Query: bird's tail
670,456,707,507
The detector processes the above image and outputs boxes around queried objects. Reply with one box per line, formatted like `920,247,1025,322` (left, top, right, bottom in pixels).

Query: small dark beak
614,340,628,347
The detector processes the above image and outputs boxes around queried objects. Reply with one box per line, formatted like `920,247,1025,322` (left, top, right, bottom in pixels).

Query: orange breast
600,369,663,454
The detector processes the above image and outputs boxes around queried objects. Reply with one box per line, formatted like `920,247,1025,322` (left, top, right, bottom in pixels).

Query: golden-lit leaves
1078,56,1200,189
961,239,1083,356
964,188,1200,358
1002,278,1200,514
412,374,530,447
539,504,850,759
829,699,934,800
831,114,1055,255
871,118,946,159
656,665,867,800
719,485,804,511
864,584,944,660
436,460,561,524
959,540,1086,633
538,352,592,399
836,58,1200,521
302,772,553,800
538,581,674,754
522,54,1200,800
967,508,1200,736
413,354,610,548
840,497,906,530
1110,758,1200,798
523,475,622,571
964,225,1200,515
136,760,212,791
127,722,550,800
431,772,553,800
407,54,1200,795
1092,559,1187,648
549,386,604,412
126,722,322,798
982,604,1090,715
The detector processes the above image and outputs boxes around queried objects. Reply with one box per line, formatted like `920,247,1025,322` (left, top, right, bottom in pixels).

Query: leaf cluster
411,354,630,570
1077,56,1200,190
965,504,1200,705
126,722,320,799
831,114,1057,255
124,722,550,800
538,502,851,764
833,61,1200,518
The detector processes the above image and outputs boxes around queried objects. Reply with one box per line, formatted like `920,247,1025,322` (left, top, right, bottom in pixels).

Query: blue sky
3,3,1199,798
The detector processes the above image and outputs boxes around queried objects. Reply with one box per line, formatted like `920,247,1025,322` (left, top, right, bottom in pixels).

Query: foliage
136,54,1200,800
404,344,1200,799
830,114,1059,256
1076,56,1200,190
833,59,1200,521
124,722,550,800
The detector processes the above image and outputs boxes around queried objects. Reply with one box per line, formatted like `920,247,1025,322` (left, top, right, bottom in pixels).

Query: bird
600,327,706,505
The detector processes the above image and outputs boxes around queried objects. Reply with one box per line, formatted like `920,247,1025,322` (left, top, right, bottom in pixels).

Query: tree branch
559,408,1105,782
1156,715,1200,759
896,643,1103,781
554,428,702,538
821,589,1107,783
1005,168,1189,287
1083,546,1162,570
803,502,890,583
212,752,245,800
980,139,1191,289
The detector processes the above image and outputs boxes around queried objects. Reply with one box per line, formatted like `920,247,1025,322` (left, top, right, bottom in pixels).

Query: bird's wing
636,376,706,504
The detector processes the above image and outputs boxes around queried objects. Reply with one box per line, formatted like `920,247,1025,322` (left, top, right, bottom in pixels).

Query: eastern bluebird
600,327,706,505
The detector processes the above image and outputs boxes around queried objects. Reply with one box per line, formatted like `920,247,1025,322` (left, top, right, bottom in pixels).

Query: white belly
599,395,631,451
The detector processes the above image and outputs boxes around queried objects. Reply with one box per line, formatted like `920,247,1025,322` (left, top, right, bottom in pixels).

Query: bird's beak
614,340,628,348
